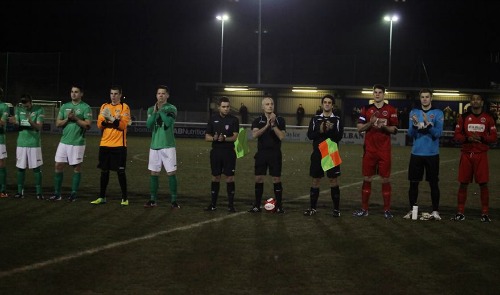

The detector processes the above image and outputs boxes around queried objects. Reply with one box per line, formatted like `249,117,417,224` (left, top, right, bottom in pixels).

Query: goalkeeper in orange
91,85,131,206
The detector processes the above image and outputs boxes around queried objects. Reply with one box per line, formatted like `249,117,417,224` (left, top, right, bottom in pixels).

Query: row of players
0,85,496,222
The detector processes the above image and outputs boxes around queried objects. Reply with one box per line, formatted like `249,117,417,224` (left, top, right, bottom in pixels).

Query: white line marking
0,158,458,278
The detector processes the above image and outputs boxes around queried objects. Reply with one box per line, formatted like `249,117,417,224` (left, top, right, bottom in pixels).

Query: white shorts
0,144,7,159
16,147,43,169
55,143,85,165
148,148,177,173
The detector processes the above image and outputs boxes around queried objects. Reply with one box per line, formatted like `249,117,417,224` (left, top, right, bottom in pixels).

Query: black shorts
310,149,341,178
254,149,282,176
210,148,236,176
98,146,127,171
408,154,439,182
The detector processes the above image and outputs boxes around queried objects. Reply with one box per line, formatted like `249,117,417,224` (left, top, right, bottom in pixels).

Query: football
263,198,276,211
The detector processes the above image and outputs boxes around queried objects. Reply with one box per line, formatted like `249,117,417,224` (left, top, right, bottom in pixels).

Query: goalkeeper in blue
144,85,179,208
404,89,444,220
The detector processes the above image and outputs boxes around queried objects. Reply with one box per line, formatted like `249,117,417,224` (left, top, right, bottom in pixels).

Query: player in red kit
452,94,497,222
353,84,399,218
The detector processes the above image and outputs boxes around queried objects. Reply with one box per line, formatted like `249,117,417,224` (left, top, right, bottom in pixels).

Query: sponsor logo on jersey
467,124,485,132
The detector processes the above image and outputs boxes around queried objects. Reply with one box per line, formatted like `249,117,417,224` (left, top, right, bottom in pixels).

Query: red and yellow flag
318,138,342,171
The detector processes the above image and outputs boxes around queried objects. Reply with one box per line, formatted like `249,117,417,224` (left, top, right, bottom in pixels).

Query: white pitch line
0,213,245,278
0,158,458,278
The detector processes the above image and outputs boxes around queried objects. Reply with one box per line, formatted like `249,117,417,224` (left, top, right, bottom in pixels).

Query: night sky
1,0,500,109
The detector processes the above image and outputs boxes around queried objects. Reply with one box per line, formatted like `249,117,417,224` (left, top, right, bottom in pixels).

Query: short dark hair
321,94,335,104
373,84,386,93
218,96,230,105
419,88,432,96
111,85,122,93
157,85,170,94
471,94,484,101
20,94,33,104
71,84,84,92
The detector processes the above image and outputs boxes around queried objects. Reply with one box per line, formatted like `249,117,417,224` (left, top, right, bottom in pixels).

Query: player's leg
250,150,266,212
27,147,44,199
327,165,341,217
223,151,237,212
0,144,7,197
307,150,323,215
146,149,161,207
270,150,284,213
455,152,472,219
206,149,222,210
68,144,85,201
163,148,178,207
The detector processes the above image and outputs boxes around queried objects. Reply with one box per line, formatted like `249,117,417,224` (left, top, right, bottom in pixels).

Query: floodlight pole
257,0,262,84
216,14,228,84
384,15,398,87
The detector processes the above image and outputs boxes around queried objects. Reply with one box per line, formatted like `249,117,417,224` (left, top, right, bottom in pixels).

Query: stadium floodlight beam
384,14,399,87
216,14,229,84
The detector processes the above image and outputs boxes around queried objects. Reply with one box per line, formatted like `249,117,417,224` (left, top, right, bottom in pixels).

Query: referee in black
204,96,240,212
248,96,286,213
304,94,344,217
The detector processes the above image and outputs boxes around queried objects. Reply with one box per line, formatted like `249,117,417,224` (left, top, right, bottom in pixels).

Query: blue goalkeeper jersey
408,107,444,156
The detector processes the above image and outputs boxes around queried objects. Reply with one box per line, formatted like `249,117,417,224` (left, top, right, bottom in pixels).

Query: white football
264,198,276,211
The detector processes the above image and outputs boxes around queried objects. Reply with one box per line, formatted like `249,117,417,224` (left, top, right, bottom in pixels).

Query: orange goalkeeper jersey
97,102,131,147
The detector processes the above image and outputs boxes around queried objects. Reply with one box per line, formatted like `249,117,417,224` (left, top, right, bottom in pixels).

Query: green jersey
146,103,177,149
0,101,10,144
15,105,44,147
58,100,93,146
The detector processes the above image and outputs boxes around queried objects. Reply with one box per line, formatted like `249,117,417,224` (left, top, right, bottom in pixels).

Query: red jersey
453,111,497,153
358,103,398,152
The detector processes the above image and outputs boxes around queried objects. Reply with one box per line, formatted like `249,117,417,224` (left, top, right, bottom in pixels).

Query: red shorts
362,149,391,178
458,151,489,184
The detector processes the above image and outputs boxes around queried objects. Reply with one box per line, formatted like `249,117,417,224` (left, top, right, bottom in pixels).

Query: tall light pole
257,0,262,84
384,14,398,87
216,14,229,84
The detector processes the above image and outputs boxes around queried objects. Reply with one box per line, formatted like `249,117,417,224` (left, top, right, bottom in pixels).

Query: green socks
150,175,159,201
168,175,178,202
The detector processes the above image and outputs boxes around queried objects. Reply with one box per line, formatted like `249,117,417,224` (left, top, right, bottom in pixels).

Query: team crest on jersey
429,114,435,119
382,111,388,116
481,117,486,123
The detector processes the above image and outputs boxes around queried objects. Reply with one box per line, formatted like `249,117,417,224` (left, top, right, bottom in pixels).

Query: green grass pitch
1,133,500,294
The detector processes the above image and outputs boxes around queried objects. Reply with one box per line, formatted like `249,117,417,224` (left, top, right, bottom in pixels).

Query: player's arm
115,104,131,130
307,117,320,140
380,111,399,134
146,108,156,129
271,117,286,141
381,125,398,135
225,131,238,142
327,118,343,142
28,110,44,132
357,108,377,133
73,116,91,130
482,117,498,144
158,111,175,128
252,119,271,139
427,111,444,138
205,121,218,142
453,114,466,143
0,110,8,127
97,104,108,130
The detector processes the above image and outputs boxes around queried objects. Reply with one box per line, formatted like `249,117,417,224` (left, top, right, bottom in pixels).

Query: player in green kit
0,87,10,198
144,85,179,208
50,85,92,201
9,94,45,199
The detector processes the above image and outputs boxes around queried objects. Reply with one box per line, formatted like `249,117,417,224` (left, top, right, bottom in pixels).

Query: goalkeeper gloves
101,107,115,122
